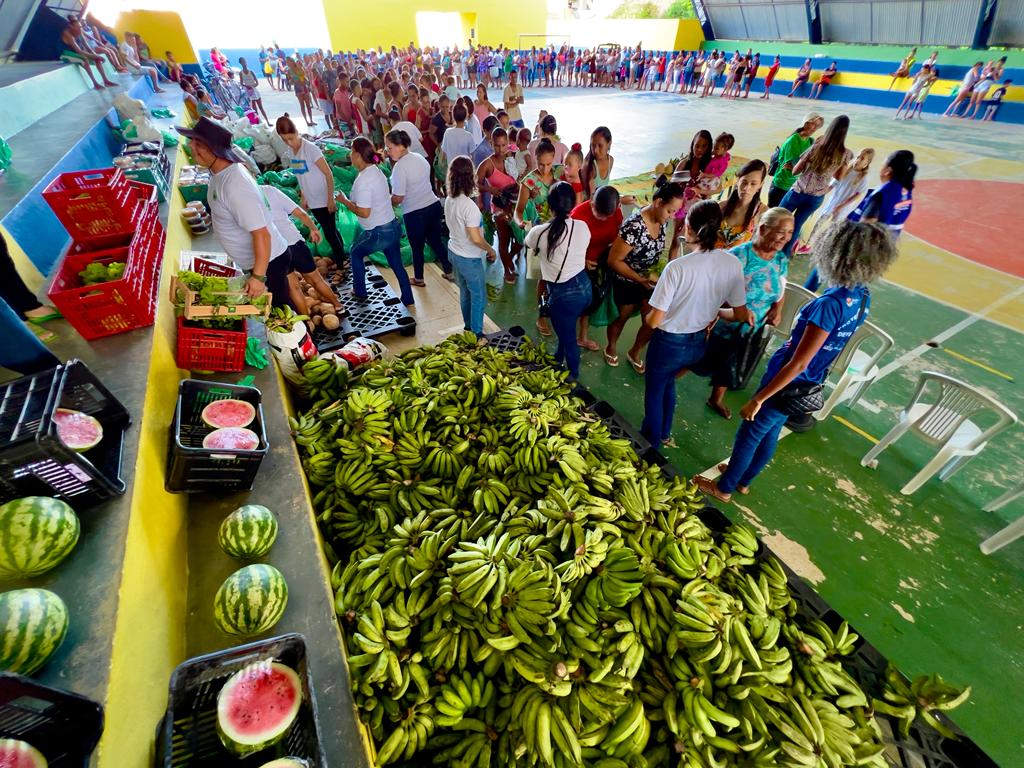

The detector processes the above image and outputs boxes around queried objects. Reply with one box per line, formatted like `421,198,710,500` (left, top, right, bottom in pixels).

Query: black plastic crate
0,673,104,768
165,380,268,493
590,400,652,456
344,297,416,340
483,325,527,354
156,634,325,768
877,715,997,768
336,276,394,306
0,360,130,506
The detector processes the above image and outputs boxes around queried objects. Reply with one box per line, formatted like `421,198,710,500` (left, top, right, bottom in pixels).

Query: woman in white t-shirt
337,137,414,305
275,115,348,267
443,155,497,335
261,184,343,314
525,182,592,379
385,129,453,286
641,200,749,448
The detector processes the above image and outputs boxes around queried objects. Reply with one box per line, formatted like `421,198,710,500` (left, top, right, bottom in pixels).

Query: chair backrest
771,283,817,340
830,319,894,381
906,371,1018,448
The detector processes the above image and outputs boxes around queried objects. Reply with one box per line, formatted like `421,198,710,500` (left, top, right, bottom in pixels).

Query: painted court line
942,349,1015,382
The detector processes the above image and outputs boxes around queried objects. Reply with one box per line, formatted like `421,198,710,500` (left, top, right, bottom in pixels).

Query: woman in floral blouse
715,159,767,249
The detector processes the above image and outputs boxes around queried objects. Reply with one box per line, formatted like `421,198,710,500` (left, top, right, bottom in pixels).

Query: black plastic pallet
483,325,527,353
590,400,652,456
337,277,393,306
345,297,416,340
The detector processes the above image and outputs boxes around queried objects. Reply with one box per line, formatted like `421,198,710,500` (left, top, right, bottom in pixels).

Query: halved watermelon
217,661,302,757
203,428,260,451
202,399,256,429
52,409,103,452
259,760,308,768
0,739,47,768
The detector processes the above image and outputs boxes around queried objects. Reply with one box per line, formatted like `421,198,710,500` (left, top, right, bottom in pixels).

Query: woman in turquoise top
581,126,614,200
694,207,795,419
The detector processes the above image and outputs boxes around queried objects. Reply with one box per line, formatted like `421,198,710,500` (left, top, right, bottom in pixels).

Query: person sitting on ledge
59,17,117,89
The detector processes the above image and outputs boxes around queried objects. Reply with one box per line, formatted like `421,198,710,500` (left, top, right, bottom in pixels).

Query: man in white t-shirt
440,103,477,165
503,70,525,128
176,117,294,310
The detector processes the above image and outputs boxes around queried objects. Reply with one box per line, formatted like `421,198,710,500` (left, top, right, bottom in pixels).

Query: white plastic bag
113,93,147,121
485,255,505,298
125,115,163,143
266,320,318,385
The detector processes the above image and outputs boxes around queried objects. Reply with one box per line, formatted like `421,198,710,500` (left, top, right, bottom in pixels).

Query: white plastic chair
815,320,894,420
769,283,818,343
979,481,1024,554
861,371,1018,495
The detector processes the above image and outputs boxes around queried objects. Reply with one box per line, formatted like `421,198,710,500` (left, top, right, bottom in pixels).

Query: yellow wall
544,18,703,51
114,10,198,65
323,0,546,50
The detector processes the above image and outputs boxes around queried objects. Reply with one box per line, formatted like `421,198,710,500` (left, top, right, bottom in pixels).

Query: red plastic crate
43,170,156,249
175,317,248,372
47,204,166,340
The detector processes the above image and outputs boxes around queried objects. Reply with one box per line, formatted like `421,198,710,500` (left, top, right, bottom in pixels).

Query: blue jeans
403,201,451,280
0,298,59,374
779,189,825,256
641,329,707,445
718,406,790,493
547,271,592,379
350,219,413,304
450,250,486,335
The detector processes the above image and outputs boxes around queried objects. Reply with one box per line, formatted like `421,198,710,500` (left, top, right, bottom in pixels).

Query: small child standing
563,145,586,205
981,79,1011,121
508,127,536,181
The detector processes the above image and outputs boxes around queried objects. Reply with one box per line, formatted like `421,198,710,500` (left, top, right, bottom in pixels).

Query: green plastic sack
161,130,177,147
233,137,254,152
589,275,619,328
281,186,300,204
151,107,176,119
277,170,298,188
0,136,11,171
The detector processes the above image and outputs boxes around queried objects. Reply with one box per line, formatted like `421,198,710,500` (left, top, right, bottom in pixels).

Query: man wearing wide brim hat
175,117,294,309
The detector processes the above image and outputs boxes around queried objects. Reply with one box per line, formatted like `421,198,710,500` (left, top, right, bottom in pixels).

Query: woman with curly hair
696,219,898,500
444,155,497,336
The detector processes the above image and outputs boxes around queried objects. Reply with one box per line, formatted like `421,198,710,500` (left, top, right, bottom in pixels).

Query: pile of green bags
0,136,11,172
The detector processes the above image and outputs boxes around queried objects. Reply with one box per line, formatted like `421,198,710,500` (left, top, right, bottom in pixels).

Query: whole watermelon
214,564,287,636
0,589,69,675
218,505,278,559
0,497,80,579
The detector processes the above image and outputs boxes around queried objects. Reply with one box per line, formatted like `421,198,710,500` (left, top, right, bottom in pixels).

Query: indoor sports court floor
263,84,1024,762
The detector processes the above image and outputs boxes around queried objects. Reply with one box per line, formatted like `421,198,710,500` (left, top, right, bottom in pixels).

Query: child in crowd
981,79,1011,121
508,127,536,181
893,64,931,119
802,148,875,249
563,145,586,205
905,67,939,119
533,110,548,140
686,132,734,206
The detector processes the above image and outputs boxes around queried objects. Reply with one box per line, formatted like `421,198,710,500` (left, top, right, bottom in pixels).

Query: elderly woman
693,207,794,419
696,219,897,500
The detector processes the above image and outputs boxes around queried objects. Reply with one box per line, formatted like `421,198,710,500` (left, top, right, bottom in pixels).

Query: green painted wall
704,39,1024,67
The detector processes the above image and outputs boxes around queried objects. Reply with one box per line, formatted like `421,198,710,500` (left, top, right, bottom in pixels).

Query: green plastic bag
233,137,254,152
151,107,176,119
589,275,619,328
0,136,11,171
161,130,177,147
277,170,298,188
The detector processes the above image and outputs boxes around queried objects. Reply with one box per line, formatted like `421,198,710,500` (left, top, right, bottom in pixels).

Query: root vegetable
322,314,340,331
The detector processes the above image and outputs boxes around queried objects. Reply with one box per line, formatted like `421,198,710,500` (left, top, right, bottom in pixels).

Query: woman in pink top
473,84,497,124
476,127,521,282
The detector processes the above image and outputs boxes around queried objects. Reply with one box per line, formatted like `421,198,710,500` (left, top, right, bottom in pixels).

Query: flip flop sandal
443,272,455,282
504,275,518,284
410,278,427,287
603,351,619,367
577,339,600,351
26,310,62,325
693,475,732,502
706,399,732,419
715,463,749,494
627,353,646,374
28,325,56,344
662,437,678,449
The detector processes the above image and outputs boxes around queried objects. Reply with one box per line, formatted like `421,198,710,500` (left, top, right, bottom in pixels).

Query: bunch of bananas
289,331,964,768
872,665,971,739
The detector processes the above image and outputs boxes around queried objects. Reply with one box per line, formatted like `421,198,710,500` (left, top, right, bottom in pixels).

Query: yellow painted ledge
96,146,192,767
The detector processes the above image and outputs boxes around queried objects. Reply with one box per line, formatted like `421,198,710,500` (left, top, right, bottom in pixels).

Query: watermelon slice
259,760,308,768
202,399,256,429
217,661,302,757
203,427,260,451
0,738,48,767
52,408,103,452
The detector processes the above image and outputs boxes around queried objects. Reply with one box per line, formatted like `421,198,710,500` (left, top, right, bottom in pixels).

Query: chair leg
983,483,1024,512
816,376,851,421
845,374,876,410
900,446,958,495
980,515,1024,555
937,451,976,482
861,419,912,469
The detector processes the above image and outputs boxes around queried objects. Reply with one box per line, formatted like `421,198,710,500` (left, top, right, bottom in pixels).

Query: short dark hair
386,129,411,148
686,200,723,251
482,115,499,133
593,185,620,217
452,104,467,123
536,138,556,159
351,136,377,164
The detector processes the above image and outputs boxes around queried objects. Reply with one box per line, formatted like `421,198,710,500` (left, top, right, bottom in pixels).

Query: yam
312,315,323,326
305,297,319,312
322,314,340,331
318,302,335,315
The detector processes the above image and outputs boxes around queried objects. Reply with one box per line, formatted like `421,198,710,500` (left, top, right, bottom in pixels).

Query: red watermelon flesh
52,408,103,452
203,427,260,451
0,739,48,768
217,661,302,757
259,760,308,768
202,399,256,429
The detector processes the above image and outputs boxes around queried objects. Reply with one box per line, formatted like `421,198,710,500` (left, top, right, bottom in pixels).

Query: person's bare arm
466,226,497,260
740,323,829,419
336,190,371,218
290,206,322,242
645,308,666,329
514,183,530,227
608,236,655,287
316,157,337,212
247,228,272,296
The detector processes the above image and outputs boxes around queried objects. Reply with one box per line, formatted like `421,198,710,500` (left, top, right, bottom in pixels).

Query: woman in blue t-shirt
696,219,897,501
805,150,916,291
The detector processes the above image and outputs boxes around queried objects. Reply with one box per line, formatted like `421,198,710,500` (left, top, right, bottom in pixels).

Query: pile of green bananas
292,331,965,768
872,665,971,740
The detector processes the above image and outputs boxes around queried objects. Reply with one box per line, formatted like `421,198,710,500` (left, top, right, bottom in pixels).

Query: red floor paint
905,180,1023,278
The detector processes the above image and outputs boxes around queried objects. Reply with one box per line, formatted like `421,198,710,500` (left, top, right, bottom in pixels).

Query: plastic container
0,673,104,768
336,276,392,306
0,360,130,506
483,325,527,354
124,166,170,202
177,182,209,206
47,201,165,341
590,400,652,456
342,297,416,340
155,634,325,768
166,380,268,493
175,318,248,373
42,170,153,248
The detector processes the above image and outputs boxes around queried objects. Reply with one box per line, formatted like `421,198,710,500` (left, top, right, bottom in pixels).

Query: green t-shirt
772,133,813,192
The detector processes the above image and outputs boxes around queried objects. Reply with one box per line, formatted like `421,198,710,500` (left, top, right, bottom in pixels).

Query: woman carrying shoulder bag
696,220,897,500
525,182,592,380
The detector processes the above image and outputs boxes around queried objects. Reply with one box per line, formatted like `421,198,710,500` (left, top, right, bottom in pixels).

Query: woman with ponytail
639,200,749,448
524,182,592,379
336,136,415,305
581,126,614,199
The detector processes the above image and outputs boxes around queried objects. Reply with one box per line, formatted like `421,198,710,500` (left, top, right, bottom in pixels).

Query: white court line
696,283,1024,481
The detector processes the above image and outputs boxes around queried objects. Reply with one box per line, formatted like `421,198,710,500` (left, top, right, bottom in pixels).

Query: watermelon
203,428,260,451
259,760,308,768
216,661,302,757
218,505,278,559
202,399,256,429
214,564,288,636
0,739,48,768
0,497,80,579
52,409,102,452
0,589,68,675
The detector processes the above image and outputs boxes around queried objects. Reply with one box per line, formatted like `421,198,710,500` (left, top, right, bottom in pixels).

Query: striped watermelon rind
214,564,288,636
0,589,68,676
0,497,81,579
218,505,278,559
0,738,48,767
